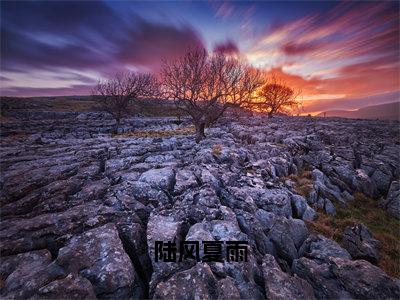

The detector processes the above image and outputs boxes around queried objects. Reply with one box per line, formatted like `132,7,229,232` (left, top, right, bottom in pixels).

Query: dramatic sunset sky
1,1,399,114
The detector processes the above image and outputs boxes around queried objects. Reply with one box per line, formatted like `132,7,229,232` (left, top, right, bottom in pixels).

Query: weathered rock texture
342,223,381,264
1,113,399,299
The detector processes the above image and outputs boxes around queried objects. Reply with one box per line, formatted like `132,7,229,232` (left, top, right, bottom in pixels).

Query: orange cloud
245,2,399,112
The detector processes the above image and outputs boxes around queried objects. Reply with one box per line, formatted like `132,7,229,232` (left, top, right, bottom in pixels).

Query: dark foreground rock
341,223,381,264
381,180,400,219
262,254,316,300
293,257,400,299
1,114,399,299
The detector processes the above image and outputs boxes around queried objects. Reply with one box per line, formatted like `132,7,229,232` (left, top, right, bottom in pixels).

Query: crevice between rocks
118,230,153,299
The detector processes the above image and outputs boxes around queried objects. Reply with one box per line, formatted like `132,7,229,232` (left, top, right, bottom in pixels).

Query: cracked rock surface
1,113,399,299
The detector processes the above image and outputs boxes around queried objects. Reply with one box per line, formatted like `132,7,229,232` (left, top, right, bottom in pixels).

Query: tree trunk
176,113,182,125
195,122,206,143
114,118,121,134
268,111,273,118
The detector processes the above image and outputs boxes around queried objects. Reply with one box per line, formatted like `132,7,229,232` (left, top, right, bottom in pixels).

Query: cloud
0,76,11,82
262,67,322,97
249,2,399,71
1,1,119,72
0,1,204,95
301,91,400,114
0,84,94,97
117,17,203,71
246,1,399,111
211,2,235,20
281,42,319,56
209,1,256,38
1,28,110,72
213,39,240,55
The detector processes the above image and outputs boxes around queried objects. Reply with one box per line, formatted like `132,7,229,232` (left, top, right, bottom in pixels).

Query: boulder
353,169,378,198
237,209,275,257
138,167,175,192
302,206,317,221
0,203,122,256
174,169,198,195
324,198,336,216
153,263,240,300
291,194,316,220
55,223,141,298
371,166,392,194
291,194,307,219
257,189,292,218
0,250,55,298
33,273,97,299
298,234,351,262
312,169,346,205
293,257,400,299
130,181,170,207
341,223,380,264
267,217,309,263
146,213,194,295
381,180,400,219
262,254,316,300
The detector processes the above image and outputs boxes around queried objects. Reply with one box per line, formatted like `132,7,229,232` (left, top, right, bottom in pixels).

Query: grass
306,192,400,277
288,170,399,277
113,126,195,138
287,170,313,197
211,144,223,157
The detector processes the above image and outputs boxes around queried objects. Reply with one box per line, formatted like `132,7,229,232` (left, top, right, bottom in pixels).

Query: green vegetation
288,170,399,277
306,193,400,278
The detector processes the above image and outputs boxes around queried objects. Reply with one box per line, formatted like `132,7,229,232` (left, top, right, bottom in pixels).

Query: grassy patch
288,170,313,197
113,126,195,138
211,144,223,157
306,192,400,277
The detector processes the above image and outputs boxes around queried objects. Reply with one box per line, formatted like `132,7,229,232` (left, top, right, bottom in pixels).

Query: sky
1,0,399,114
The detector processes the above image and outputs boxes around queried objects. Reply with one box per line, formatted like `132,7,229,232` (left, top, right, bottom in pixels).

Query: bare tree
92,72,159,133
254,75,301,118
161,47,262,142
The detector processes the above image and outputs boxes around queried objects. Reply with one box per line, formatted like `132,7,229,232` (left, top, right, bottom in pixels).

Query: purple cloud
1,1,204,78
213,39,239,55
0,84,94,97
281,42,319,55
117,17,203,72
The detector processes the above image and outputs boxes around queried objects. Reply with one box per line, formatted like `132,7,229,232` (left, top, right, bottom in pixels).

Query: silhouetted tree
161,47,262,142
92,72,159,133
255,75,301,118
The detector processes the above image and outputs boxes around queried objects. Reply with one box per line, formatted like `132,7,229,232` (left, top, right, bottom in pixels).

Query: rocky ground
1,111,399,299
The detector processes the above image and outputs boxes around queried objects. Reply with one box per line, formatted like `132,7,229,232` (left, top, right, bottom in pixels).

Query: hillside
318,102,400,120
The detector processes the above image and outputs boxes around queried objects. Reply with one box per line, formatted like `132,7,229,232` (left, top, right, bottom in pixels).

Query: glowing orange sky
243,2,399,114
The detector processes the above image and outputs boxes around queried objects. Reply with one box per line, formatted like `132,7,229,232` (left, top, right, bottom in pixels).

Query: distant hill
317,102,400,121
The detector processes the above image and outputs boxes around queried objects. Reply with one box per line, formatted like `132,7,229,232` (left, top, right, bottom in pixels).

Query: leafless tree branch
161,47,262,142
253,74,301,117
92,72,159,133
